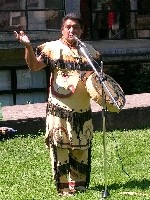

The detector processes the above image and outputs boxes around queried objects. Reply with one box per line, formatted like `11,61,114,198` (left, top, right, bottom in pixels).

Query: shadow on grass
0,117,45,141
0,128,45,142
90,178,150,191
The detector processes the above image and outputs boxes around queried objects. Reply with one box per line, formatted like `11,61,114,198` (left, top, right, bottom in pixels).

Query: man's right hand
14,31,31,47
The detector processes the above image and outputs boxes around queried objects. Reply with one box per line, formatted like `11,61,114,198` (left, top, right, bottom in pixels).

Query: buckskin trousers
49,144,92,192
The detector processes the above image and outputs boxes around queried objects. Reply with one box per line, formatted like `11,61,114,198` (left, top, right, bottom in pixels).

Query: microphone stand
76,39,121,198
101,61,110,199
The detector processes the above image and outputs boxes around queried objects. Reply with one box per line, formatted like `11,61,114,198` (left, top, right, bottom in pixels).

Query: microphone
73,35,86,47
73,35,101,76
73,35,93,59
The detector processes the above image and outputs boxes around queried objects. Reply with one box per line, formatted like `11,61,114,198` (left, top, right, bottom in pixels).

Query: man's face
61,19,83,42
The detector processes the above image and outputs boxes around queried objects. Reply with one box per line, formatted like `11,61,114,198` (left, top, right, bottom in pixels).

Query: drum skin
86,72,126,113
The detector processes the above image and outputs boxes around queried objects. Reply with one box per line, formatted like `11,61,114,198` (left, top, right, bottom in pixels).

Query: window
28,0,39,8
0,0,65,31
91,0,150,39
10,12,21,27
91,0,121,39
45,0,64,9
0,67,49,106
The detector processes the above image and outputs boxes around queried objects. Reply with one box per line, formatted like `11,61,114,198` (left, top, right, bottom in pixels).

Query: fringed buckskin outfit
36,37,101,193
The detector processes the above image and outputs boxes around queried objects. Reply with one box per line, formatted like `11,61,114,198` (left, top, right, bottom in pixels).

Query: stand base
101,190,110,199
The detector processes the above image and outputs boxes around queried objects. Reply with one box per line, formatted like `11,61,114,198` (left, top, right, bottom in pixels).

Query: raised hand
14,31,31,47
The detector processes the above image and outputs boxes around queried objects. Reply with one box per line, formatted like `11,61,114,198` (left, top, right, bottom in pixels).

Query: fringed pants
50,144,91,192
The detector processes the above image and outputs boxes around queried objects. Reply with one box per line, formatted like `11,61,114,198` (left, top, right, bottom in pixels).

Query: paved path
1,93,150,121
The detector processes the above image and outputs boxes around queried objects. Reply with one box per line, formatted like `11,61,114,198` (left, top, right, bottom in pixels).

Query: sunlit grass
0,128,150,200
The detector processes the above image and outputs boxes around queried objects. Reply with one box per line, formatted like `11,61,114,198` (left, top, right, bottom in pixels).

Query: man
14,12,101,196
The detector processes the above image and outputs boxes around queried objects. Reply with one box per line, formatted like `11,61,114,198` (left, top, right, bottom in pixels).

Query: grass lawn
0,128,150,200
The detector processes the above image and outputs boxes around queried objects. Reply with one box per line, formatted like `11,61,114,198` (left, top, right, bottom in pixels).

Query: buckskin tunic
36,39,101,192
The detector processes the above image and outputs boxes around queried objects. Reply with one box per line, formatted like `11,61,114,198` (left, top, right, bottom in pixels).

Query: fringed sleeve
35,42,53,67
